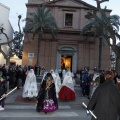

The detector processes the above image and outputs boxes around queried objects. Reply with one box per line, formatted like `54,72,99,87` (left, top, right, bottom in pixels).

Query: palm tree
81,10,120,70
24,6,58,66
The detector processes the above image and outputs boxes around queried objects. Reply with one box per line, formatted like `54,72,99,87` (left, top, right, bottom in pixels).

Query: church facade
22,0,111,72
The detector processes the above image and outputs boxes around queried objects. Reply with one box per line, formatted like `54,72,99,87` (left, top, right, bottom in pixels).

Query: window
65,13,73,26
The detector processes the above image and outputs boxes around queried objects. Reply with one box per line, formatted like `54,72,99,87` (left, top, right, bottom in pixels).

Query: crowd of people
36,69,76,114
0,64,76,113
87,70,120,120
76,68,120,98
76,67,120,120
0,64,120,119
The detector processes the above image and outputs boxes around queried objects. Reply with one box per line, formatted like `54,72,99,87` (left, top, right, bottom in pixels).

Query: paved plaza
0,79,91,120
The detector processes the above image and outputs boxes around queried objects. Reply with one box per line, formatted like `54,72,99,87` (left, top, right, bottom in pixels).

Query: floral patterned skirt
41,99,57,112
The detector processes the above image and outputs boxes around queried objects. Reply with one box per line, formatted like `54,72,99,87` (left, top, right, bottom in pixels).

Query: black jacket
87,80,120,120
0,80,7,98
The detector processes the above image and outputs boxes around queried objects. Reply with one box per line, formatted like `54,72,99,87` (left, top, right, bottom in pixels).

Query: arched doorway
56,46,77,73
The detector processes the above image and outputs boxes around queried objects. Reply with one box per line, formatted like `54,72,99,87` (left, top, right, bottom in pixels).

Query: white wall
10,55,22,65
0,3,13,64
0,3,22,65
0,54,6,64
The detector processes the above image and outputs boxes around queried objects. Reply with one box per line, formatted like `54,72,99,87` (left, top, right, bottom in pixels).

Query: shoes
0,107,5,111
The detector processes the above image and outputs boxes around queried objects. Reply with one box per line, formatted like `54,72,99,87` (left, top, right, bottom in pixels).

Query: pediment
45,0,96,9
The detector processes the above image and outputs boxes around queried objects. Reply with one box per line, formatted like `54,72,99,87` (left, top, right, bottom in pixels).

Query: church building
22,0,111,72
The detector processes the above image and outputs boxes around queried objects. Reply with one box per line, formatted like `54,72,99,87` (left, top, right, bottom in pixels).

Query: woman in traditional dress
36,73,58,114
22,69,38,98
59,71,76,100
50,70,61,98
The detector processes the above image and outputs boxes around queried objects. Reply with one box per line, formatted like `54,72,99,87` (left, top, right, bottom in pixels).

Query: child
0,71,7,111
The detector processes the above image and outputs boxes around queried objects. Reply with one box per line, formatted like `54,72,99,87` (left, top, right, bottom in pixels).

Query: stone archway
56,46,77,73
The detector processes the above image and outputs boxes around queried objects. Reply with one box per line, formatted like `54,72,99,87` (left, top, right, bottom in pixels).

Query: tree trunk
6,58,10,66
36,33,42,66
98,37,102,71
36,39,40,66
115,56,120,74
36,32,43,76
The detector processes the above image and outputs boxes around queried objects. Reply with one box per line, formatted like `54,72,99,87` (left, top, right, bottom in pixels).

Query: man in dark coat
0,71,7,110
87,71,120,120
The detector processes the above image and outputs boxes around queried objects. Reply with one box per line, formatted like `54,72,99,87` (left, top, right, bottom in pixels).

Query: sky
0,0,120,31
0,0,28,31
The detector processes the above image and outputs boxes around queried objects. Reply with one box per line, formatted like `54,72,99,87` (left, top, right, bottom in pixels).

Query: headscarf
27,69,35,78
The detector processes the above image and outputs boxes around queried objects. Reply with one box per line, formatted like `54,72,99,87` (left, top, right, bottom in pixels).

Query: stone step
0,111,79,118
0,105,79,118
5,105,71,110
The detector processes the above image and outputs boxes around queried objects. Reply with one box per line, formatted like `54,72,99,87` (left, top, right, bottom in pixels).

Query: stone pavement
5,79,89,106
0,79,91,120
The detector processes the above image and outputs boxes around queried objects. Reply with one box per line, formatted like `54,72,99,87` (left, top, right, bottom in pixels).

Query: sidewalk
5,78,89,106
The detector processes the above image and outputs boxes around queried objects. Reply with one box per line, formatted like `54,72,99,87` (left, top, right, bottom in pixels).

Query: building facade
0,3,22,66
22,0,111,72
0,3,14,64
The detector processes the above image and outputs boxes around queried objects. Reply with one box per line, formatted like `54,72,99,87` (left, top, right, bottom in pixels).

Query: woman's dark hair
45,73,53,79
105,70,114,80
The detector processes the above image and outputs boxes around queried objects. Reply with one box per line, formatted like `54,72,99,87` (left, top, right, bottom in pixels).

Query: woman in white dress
23,69,38,98
50,70,61,98
59,71,76,100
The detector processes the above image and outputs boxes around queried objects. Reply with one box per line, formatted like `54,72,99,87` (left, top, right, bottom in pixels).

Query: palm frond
23,6,58,41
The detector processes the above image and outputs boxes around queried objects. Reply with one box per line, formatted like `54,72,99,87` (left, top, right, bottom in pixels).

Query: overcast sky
0,0,28,31
0,0,120,31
